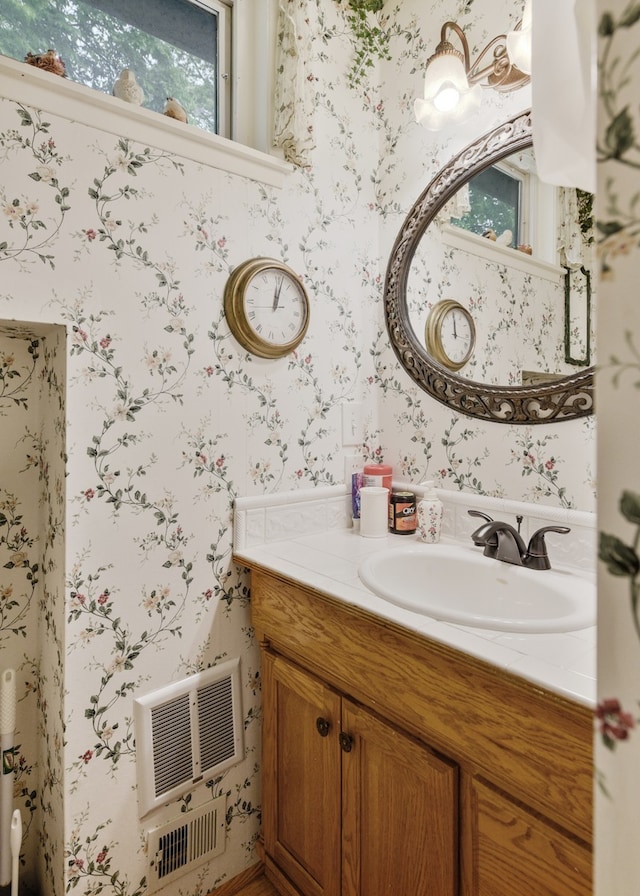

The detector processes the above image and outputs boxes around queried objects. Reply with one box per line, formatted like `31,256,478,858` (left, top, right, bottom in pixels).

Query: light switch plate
341,402,364,446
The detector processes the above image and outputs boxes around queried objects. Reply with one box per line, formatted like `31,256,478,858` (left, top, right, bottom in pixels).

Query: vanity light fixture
415,5,531,131
506,0,532,75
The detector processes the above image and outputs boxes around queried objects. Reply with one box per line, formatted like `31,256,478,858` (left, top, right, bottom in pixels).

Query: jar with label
389,491,417,535
363,462,392,497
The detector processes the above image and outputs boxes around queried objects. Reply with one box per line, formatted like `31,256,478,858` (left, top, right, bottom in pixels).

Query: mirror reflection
406,147,595,388
384,111,594,423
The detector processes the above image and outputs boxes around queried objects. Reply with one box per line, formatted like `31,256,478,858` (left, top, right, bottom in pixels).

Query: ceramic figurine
24,50,66,77
163,97,188,124
113,69,144,106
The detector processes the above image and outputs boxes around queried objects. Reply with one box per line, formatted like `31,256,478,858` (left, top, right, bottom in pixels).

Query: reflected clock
425,299,476,371
223,257,310,359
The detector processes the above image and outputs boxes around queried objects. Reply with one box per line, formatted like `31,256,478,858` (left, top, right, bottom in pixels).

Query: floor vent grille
147,795,226,893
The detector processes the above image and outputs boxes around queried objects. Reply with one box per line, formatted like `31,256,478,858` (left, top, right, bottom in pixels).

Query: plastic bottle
417,481,443,543
362,463,392,496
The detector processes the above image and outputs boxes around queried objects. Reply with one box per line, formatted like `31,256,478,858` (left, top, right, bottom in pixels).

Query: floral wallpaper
0,322,66,894
408,226,595,386
0,1,597,895
595,0,640,892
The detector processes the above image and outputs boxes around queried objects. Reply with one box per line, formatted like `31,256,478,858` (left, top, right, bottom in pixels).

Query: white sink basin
358,543,595,633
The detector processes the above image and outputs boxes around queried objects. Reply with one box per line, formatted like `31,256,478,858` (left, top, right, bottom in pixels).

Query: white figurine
163,97,188,123
113,69,144,106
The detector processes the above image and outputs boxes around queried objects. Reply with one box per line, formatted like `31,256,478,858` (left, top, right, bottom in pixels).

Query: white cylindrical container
417,481,443,543
359,486,389,538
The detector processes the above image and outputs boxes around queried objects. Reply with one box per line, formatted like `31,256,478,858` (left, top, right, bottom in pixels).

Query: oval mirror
384,111,594,424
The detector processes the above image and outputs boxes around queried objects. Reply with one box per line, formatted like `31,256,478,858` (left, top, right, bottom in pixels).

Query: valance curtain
273,0,317,167
557,188,593,270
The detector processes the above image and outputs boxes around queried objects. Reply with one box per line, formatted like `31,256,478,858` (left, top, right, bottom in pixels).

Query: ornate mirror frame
384,111,594,424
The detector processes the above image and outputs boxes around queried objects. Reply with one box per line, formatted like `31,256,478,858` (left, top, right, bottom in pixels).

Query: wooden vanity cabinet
263,650,458,896
462,777,592,896
262,651,341,896
249,565,593,896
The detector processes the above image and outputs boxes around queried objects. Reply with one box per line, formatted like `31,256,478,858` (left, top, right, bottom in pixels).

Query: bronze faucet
468,510,570,570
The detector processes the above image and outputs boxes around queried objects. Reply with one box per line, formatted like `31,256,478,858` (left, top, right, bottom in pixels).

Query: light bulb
434,82,461,112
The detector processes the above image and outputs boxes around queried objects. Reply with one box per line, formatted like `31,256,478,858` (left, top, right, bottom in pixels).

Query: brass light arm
433,22,471,69
437,20,530,93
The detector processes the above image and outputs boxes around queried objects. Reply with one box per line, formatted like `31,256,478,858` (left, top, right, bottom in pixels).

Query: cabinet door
341,699,458,896
462,776,592,896
262,651,342,896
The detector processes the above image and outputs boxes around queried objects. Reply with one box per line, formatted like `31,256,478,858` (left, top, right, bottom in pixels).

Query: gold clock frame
223,257,310,359
425,299,476,371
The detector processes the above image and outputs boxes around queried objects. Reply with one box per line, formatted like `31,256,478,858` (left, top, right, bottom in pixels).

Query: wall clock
425,299,476,372
223,257,310,358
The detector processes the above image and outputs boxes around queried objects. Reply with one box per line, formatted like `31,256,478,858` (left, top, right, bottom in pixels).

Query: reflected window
451,164,523,248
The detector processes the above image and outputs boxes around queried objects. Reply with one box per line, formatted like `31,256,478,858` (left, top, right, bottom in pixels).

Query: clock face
244,267,307,348
425,299,475,371
224,258,310,358
439,306,474,365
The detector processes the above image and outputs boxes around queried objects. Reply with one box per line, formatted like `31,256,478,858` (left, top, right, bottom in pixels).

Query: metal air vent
146,795,226,893
134,659,243,816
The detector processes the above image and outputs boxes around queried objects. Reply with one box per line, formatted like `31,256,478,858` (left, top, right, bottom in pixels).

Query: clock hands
272,276,284,311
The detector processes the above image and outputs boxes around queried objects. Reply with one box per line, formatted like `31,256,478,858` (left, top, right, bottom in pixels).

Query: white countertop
235,527,596,708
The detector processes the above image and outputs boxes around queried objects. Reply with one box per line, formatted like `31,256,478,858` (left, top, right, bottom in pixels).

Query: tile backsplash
234,483,596,576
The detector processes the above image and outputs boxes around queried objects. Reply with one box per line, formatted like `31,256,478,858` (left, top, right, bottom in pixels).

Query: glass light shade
415,51,481,131
506,0,532,74
423,52,469,104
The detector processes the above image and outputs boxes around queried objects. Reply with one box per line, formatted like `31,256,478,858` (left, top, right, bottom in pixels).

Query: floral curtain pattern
557,188,592,269
595,1,640,891
273,0,317,167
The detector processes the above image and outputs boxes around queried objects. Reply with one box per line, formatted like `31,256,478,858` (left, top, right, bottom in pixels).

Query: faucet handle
468,510,493,523
526,525,571,570
468,510,494,546
469,511,499,557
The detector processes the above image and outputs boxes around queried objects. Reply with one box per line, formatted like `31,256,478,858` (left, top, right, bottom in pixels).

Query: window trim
192,0,232,138
0,1,290,188
231,0,277,154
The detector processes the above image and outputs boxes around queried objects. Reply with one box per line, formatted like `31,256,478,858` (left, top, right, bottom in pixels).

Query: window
0,0,231,136
451,163,525,248
448,147,559,265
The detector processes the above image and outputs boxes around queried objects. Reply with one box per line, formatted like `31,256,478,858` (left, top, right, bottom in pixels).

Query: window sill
441,224,564,284
0,55,292,188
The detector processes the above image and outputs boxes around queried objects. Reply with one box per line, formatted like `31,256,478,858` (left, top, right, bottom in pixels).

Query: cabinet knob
339,732,354,753
316,717,331,737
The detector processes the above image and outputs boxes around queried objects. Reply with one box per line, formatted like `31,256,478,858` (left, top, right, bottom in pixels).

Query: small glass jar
389,491,417,535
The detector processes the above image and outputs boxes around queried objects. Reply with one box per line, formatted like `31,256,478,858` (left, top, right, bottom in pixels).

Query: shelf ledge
0,55,293,189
